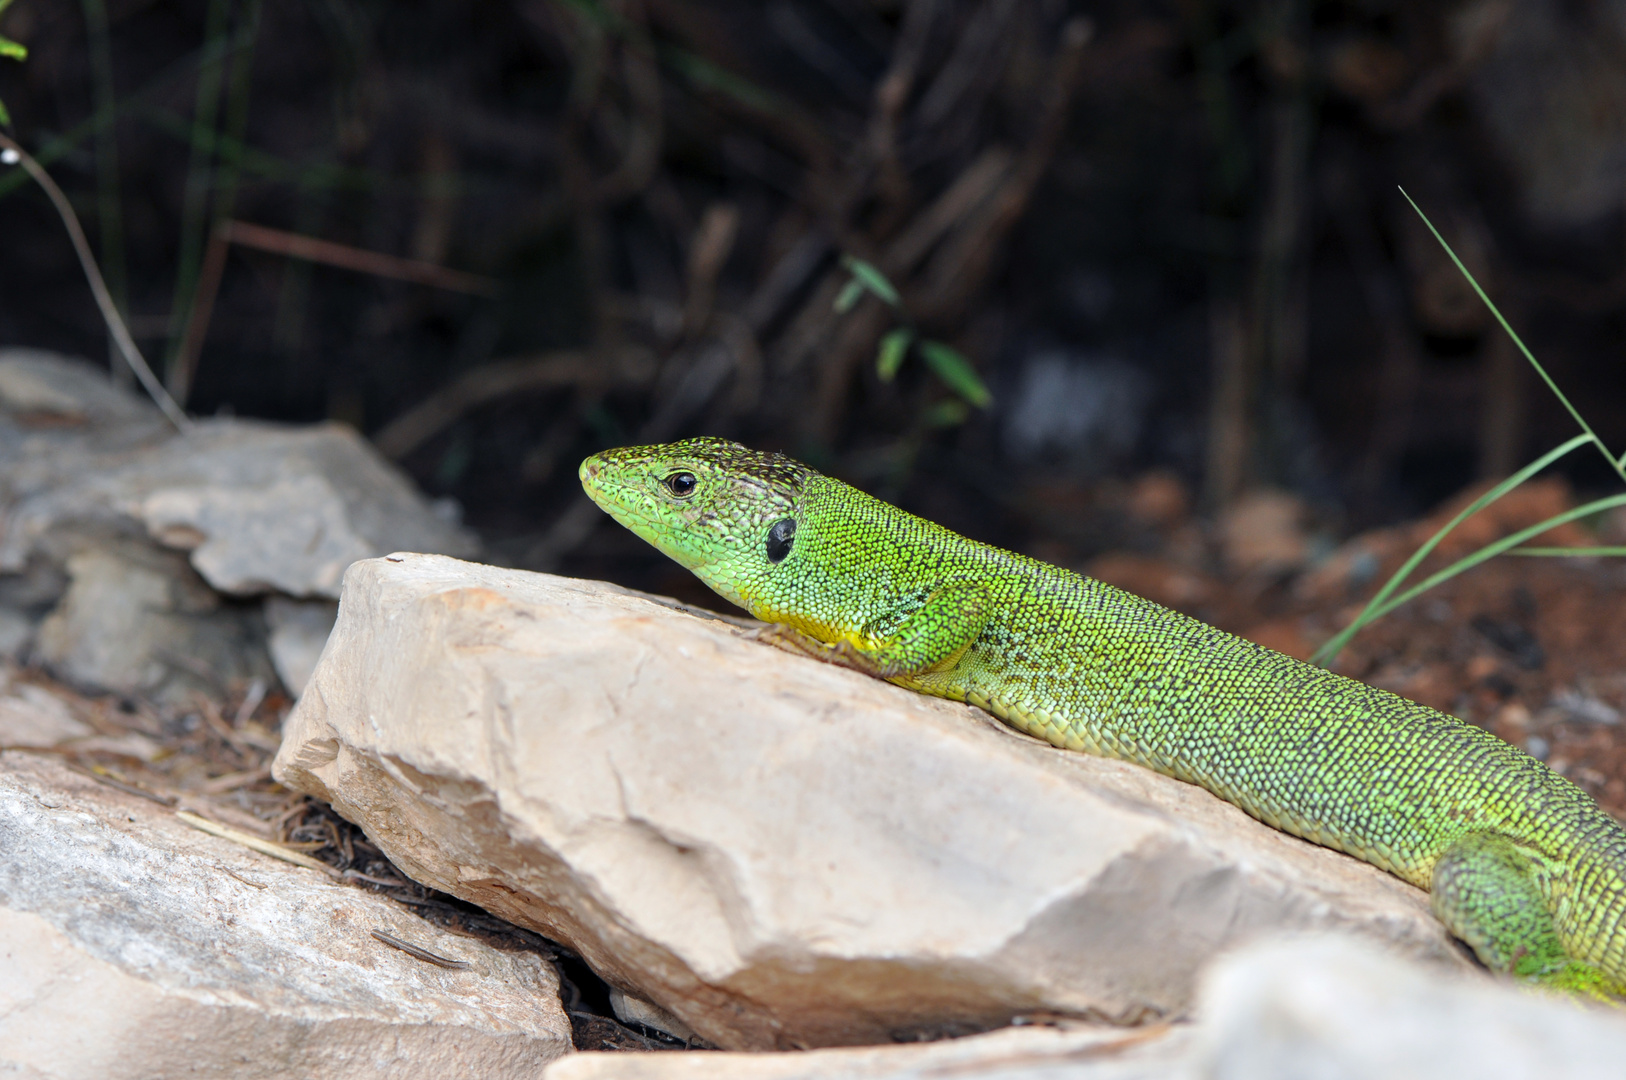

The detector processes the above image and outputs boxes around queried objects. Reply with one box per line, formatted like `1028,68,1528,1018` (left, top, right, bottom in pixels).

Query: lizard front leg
754,579,991,681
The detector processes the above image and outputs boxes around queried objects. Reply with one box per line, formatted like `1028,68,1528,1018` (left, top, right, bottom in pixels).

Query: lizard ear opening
766,517,796,563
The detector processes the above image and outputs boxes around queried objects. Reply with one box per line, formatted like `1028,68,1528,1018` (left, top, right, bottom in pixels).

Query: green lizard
580,436,1626,998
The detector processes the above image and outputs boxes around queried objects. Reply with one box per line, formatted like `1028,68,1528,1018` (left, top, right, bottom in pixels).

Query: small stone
0,605,35,659
264,596,339,696
608,987,696,1043
31,542,272,704
0,680,92,746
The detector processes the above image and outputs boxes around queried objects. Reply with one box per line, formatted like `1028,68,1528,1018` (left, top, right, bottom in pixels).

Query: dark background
2,0,1624,600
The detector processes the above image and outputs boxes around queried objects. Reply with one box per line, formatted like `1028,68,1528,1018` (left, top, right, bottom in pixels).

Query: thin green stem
164,0,235,391
171,0,261,407
210,0,261,228
1400,188,1626,487
79,0,126,328
1360,494,1626,624
1505,547,1626,557
0,133,190,430
0,32,239,201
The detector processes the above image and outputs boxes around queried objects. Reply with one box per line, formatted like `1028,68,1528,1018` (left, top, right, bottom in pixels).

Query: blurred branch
681,201,741,339
911,18,1093,319
795,14,1093,443
212,220,498,292
373,347,656,460
0,133,190,430
173,219,500,407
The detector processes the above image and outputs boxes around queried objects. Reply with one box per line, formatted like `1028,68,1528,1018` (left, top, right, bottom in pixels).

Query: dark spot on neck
766,517,796,563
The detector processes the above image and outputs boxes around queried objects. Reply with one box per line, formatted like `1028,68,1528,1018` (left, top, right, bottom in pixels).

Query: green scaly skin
580,436,1626,999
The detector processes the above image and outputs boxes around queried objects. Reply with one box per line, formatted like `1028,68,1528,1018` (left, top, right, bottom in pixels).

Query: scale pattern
580,437,1626,992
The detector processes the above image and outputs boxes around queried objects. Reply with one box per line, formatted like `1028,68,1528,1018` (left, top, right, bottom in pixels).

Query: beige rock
275,554,1470,1051
0,751,571,1080
545,934,1626,1080
1198,935,1626,1080
546,1022,1194,1080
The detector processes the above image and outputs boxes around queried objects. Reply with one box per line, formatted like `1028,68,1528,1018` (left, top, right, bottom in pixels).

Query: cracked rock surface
0,751,571,1079
274,553,1471,1051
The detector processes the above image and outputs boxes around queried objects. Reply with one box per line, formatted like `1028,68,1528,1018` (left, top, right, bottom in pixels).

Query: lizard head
580,437,813,607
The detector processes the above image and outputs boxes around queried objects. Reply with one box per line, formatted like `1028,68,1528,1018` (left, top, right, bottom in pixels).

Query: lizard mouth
578,454,620,510
579,455,663,538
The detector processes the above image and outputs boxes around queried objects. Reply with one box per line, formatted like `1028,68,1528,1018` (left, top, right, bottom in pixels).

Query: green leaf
840,255,900,307
0,0,22,129
924,399,970,428
876,328,913,382
833,278,864,313
919,341,992,408
662,47,782,114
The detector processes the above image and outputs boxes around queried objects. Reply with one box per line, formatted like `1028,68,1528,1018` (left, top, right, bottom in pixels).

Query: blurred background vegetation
2,0,1624,603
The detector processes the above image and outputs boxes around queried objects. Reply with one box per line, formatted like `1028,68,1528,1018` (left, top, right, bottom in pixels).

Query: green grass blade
919,340,993,408
1400,188,1626,486
0,34,240,200
1311,433,1594,666
876,327,913,381
923,399,971,428
0,0,22,134
841,255,900,307
1505,546,1626,557
833,277,864,313
1358,494,1626,625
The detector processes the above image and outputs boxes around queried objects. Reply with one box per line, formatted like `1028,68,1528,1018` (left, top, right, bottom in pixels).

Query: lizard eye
663,472,697,498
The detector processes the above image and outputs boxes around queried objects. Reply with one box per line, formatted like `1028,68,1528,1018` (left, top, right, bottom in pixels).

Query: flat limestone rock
0,752,571,1079
546,935,1626,1080
548,1023,1193,1080
274,553,1472,1051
